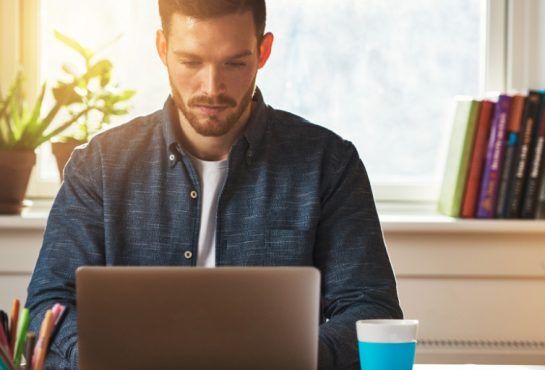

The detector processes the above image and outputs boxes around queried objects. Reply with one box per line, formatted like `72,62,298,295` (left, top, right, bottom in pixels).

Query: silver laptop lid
76,266,320,370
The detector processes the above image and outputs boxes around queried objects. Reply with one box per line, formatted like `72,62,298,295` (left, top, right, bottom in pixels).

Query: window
26,0,502,200
261,0,487,201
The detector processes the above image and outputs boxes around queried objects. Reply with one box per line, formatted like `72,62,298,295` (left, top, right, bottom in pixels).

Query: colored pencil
13,308,30,368
0,344,13,370
0,311,9,347
47,304,67,352
33,310,54,370
24,332,36,370
0,323,9,353
9,300,19,357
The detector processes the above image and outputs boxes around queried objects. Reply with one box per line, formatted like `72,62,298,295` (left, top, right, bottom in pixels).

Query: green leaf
9,91,24,141
86,59,113,80
39,107,92,145
117,89,137,102
18,83,47,145
62,63,80,77
100,70,111,87
53,83,83,105
54,30,93,61
0,94,9,120
110,108,129,115
0,114,10,147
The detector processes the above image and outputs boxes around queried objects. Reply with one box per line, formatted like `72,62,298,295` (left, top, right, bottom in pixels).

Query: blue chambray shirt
26,89,402,370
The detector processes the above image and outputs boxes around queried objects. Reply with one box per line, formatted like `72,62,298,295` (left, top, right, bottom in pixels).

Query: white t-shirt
188,155,229,267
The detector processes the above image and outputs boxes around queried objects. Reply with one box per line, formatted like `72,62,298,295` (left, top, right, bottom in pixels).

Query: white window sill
377,202,545,233
2,199,545,234
0,199,51,229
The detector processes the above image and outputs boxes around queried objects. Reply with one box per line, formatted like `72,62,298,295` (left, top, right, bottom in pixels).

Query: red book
461,100,495,218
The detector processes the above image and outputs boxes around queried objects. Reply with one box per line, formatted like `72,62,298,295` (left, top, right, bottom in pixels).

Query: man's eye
180,61,201,67
226,61,246,68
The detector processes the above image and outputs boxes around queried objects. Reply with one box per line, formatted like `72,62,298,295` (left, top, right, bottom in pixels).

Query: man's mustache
188,95,237,107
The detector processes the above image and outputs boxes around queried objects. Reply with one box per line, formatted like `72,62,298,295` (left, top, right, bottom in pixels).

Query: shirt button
190,190,198,199
184,251,193,259
169,154,176,161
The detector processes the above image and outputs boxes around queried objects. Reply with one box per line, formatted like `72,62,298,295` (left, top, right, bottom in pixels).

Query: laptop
76,266,320,370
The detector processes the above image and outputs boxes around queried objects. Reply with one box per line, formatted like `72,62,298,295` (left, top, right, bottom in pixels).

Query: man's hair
158,0,266,40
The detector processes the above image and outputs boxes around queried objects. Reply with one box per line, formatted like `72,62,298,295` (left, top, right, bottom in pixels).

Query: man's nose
201,65,226,96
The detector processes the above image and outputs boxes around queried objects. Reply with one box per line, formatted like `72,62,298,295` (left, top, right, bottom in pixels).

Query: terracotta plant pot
0,150,37,214
51,139,84,181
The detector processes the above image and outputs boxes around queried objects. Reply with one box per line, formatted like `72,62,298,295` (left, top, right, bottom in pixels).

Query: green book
438,97,480,217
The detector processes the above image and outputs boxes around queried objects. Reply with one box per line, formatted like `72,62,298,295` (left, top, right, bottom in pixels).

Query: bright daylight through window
38,0,483,200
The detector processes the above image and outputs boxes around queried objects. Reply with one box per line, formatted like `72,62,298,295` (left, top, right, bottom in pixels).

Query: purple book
476,95,513,218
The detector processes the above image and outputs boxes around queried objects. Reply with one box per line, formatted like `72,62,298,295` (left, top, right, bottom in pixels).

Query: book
460,100,495,218
520,91,545,218
506,91,543,218
495,94,526,218
437,97,480,217
476,95,512,218
536,164,545,219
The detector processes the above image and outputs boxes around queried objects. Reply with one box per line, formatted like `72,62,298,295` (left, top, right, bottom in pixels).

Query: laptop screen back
76,266,320,370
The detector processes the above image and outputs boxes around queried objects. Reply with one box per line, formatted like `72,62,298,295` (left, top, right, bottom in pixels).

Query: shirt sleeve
25,143,105,369
315,140,403,370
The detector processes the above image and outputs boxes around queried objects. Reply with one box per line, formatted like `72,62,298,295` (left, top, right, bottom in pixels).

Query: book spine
495,132,518,217
461,101,494,218
476,95,512,218
520,94,545,218
507,92,542,218
495,95,526,218
437,98,480,217
536,164,545,219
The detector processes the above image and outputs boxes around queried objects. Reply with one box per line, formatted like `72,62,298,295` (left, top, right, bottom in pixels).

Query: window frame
1,0,60,198
5,0,511,201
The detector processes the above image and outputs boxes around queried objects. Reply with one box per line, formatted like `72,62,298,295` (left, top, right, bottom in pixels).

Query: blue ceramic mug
356,319,419,370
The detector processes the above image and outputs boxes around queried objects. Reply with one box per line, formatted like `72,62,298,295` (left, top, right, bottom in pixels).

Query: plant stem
38,107,94,147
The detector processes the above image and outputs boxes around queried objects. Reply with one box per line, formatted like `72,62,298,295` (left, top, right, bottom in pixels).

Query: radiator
416,338,545,364
397,276,545,365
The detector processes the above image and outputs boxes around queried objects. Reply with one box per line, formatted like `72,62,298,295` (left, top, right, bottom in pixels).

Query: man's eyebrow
172,50,253,59
227,50,253,59
172,50,200,58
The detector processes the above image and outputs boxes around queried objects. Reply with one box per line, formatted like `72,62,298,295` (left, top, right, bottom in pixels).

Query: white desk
415,365,545,370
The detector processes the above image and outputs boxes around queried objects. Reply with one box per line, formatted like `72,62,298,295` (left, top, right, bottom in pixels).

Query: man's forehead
181,14,201,28
166,12,259,54
168,10,256,33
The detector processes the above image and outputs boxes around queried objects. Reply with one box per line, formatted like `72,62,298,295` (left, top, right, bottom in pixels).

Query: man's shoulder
267,107,333,135
68,108,166,166
265,106,355,152
91,109,164,146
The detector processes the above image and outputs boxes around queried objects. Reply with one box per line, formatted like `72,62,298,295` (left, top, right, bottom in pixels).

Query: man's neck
177,103,252,161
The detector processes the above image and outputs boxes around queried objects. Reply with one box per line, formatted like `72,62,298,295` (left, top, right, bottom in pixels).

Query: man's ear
156,29,168,66
258,32,274,69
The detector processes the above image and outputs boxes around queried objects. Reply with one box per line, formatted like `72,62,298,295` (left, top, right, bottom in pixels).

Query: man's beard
169,75,256,137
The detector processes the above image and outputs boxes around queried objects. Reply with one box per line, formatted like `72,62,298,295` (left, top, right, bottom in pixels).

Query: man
26,0,402,369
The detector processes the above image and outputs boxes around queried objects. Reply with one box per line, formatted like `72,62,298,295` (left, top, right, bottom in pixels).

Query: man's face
157,11,272,137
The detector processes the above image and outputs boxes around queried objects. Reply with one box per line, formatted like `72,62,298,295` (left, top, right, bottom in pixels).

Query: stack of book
438,90,545,219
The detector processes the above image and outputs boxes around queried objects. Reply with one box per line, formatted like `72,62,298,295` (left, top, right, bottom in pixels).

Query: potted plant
50,31,136,180
0,73,93,214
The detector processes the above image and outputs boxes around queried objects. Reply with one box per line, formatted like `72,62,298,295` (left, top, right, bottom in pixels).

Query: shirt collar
241,87,268,154
162,87,268,162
